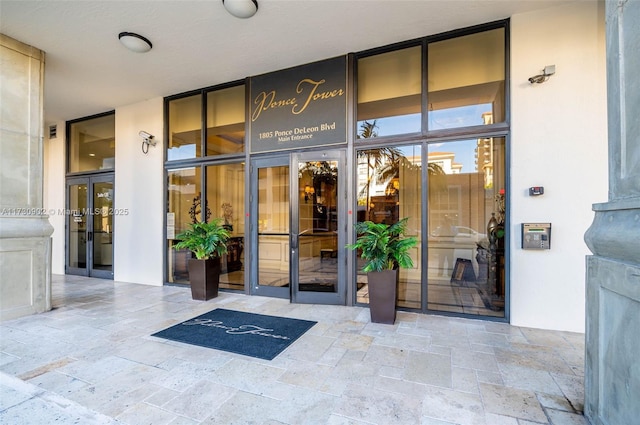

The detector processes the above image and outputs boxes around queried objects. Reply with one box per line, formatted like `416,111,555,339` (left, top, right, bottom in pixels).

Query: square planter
367,269,398,324
187,257,220,301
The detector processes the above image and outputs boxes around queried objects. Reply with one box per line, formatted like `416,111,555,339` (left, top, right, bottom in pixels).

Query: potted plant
347,217,418,324
173,218,230,300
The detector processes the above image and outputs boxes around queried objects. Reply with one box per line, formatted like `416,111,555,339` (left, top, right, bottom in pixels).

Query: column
0,34,54,321
584,1,640,424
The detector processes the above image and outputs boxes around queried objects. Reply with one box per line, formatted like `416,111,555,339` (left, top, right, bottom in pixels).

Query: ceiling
1,0,570,125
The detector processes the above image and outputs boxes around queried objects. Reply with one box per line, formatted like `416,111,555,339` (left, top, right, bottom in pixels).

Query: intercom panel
522,223,551,250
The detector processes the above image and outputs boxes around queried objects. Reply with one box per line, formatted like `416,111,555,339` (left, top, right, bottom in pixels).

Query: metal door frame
249,150,347,305
291,149,346,305
65,173,114,279
249,155,291,299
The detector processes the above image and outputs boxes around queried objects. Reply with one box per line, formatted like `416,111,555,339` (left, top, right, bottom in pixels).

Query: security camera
528,75,546,84
139,131,153,140
139,131,156,154
528,65,556,84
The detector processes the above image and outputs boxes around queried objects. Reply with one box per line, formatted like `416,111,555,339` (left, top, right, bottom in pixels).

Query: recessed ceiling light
118,32,153,53
88,153,96,157
222,0,258,19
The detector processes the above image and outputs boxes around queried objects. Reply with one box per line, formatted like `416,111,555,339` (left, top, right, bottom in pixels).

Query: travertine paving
0,275,587,424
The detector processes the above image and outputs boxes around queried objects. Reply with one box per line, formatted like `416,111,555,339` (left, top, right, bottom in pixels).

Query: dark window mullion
201,90,207,158
422,40,428,135
201,165,207,223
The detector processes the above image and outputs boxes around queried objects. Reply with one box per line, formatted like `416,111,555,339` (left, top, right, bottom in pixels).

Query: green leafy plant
173,218,230,260
347,217,418,272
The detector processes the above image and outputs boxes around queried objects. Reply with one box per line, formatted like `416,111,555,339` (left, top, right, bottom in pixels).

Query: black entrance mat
151,308,316,360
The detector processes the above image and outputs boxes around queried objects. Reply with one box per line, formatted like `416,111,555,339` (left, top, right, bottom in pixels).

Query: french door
250,150,346,304
66,174,114,279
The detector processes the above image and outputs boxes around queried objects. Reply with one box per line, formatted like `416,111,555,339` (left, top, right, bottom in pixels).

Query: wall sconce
139,131,156,154
222,0,258,18
528,65,555,84
385,178,400,197
304,185,315,203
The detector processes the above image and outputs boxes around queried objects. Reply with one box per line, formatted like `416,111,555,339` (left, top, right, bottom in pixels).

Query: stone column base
585,255,640,425
0,216,53,321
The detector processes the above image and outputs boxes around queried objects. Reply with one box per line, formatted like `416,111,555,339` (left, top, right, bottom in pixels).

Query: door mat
151,308,316,360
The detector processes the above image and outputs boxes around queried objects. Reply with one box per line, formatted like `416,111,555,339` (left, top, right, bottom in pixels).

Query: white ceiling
1,0,570,124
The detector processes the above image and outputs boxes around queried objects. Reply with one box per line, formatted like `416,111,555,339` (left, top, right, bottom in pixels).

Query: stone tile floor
0,274,588,425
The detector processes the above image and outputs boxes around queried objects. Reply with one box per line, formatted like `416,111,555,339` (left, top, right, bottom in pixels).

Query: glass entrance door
291,150,345,304
66,174,114,279
250,150,345,304
252,156,291,299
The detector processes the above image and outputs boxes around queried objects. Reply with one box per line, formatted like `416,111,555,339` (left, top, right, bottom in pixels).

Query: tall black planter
367,269,398,324
187,257,220,301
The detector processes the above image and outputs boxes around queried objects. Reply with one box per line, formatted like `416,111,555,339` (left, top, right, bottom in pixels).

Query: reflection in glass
206,162,245,290
427,137,505,317
357,46,422,137
297,161,339,293
168,95,201,160
427,28,505,130
257,166,290,289
69,184,87,268
68,114,115,173
92,182,113,272
167,167,201,283
355,141,422,309
206,85,245,156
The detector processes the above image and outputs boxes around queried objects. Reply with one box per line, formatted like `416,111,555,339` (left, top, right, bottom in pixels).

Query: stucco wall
113,98,164,285
44,121,65,275
510,1,608,332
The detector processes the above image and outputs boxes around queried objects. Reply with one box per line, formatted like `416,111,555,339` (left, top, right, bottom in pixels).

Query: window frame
66,110,116,176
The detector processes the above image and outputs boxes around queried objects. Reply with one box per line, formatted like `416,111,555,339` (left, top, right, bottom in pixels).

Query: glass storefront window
357,46,422,137
427,137,506,317
68,113,115,173
206,85,245,155
167,167,201,283
162,21,509,320
355,144,422,309
206,162,245,290
427,28,505,130
168,94,202,160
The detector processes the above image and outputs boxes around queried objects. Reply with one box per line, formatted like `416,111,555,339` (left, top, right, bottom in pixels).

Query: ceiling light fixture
118,32,153,53
222,0,258,18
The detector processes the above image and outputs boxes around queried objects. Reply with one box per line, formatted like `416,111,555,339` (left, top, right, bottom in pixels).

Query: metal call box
521,223,551,250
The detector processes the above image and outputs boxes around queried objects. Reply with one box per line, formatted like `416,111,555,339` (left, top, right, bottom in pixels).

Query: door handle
291,235,297,250
87,231,93,241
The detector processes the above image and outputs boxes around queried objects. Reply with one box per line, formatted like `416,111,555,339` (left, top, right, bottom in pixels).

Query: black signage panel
249,56,347,153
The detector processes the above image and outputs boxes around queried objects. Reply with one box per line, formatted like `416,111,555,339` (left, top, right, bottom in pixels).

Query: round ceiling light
118,32,153,53
222,0,258,19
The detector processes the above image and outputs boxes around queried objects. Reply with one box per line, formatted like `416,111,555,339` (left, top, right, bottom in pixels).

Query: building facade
37,1,607,333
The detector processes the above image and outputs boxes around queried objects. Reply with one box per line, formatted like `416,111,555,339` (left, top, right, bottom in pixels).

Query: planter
187,257,221,301
367,269,398,324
